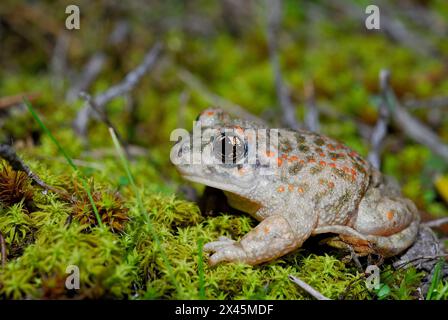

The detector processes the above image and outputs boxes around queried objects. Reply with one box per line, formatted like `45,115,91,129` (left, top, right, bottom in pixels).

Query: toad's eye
213,133,247,164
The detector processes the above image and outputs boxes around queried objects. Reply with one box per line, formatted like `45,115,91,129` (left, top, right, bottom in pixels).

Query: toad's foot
204,215,302,266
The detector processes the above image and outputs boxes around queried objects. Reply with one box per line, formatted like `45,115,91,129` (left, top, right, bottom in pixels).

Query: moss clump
70,179,129,233
0,161,35,210
0,202,35,257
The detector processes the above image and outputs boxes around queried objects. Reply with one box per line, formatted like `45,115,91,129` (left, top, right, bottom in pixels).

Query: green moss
0,174,373,299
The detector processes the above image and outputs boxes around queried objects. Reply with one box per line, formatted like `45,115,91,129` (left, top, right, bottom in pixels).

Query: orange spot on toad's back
387,211,394,221
278,186,285,192
206,111,214,116
289,155,298,161
329,163,336,168
328,181,335,188
263,226,270,234
319,161,326,166
266,151,275,157
277,158,283,166
308,158,316,163
298,187,304,193
288,184,294,191
234,126,244,134
319,153,325,157
327,144,335,150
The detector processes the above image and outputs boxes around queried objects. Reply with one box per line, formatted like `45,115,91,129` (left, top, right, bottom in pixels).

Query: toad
172,108,420,266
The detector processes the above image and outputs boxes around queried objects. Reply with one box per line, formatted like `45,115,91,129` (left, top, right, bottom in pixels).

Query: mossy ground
0,155,429,300
0,0,447,299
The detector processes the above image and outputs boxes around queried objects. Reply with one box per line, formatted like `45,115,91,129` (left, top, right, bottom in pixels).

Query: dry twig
73,42,163,137
394,254,448,270
50,31,70,90
79,92,130,158
66,53,106,103
266,0,299,130
303,81,319,132
404,96,448,110
289,275,331,300
0,144,68,198
380,71,448,162
66,21,130,103
178,68,266,124
328,0,439,58
0,230,6,268
367,70,391,169
0,93,40,110
423,217,448,229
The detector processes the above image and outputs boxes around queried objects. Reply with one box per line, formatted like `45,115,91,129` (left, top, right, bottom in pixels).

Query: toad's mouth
181,174,253,194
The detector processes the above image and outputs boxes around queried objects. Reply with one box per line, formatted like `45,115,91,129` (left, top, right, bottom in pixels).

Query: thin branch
0,93,40,110
266,0,299,130
367,70,391,170
40,156,106,171
394,254,448,270
66,21,129,103
177,89,190,129
0,144,69,199
107,21,130,45
404,96,448,110
303,80,319,132
289,275,332,300
50,31,70,90
73,42,163,137
381,71,448,162
328,0,439,58
178,68,266,124
0,230,6,268
66,53,106,103
396,1,446,37
79,92,130,158
423,217,448,228
97,42,163,109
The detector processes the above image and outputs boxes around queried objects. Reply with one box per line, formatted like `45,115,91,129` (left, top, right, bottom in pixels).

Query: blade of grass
426,259,444,300
23,97,103,228
436,282,448,300
108,127,181,297
197,238,205,299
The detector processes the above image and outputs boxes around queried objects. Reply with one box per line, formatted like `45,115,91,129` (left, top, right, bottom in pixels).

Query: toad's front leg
204,215,309,266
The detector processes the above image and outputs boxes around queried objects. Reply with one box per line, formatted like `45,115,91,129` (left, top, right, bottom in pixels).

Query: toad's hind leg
352,187,420,257
320,187,420,257
204,215,309,266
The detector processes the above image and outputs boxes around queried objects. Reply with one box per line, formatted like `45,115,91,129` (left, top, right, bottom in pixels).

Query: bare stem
0,230,6,268
266,0,299,130
289,275,331,300
367,69,391,169
79,92,130,158
178,68,266,124
0,144,69,199
304,80,319,132
73,42,163,137
423,217,448,228
380,71,448,162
